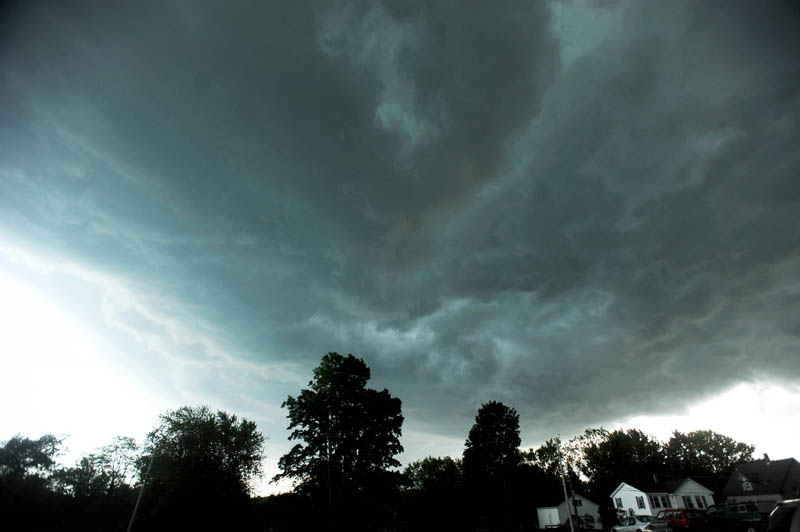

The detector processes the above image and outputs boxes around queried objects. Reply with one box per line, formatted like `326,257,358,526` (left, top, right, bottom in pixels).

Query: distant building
610,478,715,516
723,456,800,514
537,493,603,529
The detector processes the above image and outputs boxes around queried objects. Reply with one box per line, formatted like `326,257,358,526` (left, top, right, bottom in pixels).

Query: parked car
612,515,672,532
767,500,799,532
707,502,764,532
656,508,708,529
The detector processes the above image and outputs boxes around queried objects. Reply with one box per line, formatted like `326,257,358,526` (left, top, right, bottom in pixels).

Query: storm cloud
1,0,799,471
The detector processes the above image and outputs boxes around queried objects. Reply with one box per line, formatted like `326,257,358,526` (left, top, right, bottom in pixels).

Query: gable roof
723,458,800,498
610,482,634,499
611,477,713,497
636,478,687,493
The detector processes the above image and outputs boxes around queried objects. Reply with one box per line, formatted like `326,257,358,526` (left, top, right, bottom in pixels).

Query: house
537,493,603,529
723,456,800,514
610,478,715,516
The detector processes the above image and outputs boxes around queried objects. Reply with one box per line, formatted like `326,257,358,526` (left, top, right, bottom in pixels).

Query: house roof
636,478,687,494
611,477,713,498
723,458,800,498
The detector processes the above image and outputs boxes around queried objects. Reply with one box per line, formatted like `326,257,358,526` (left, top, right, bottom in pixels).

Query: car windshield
636,516,654,522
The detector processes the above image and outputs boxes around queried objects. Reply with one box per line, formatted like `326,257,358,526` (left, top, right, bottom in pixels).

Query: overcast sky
1,1,799,494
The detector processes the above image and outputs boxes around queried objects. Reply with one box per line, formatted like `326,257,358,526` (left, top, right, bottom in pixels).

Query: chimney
764,453,771,465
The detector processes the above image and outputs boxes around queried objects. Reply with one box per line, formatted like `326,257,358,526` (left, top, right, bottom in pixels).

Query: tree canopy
0,433,63,483
275,353,404,511
462,401,523,530
0,434,66,530
55,436,137,499
404,456,462,492
665,429,755,477
579,428,665,498
137,405,265,529
463,400,522,484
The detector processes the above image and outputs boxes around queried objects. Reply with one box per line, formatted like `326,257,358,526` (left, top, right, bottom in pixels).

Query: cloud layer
2,0,799,468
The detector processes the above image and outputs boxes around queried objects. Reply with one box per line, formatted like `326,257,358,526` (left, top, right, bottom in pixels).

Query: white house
610,478,715,516
537,493,603,529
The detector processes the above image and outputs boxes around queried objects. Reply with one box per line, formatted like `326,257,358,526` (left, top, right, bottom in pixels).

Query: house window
695,495,705,509
616,498,623,509
683,496,695,509
636,496,646,509
742,481,753,492
573,499,583,507
650,496,661,508
661,496,670,507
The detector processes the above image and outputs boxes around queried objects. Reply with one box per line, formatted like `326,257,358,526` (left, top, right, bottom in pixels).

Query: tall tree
665,430,754,478
463,401,522,483
275,352,403,519
137,406,265,530
462,401,522,530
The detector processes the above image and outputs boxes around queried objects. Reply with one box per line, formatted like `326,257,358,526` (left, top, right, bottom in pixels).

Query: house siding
727,493,784,515
672,479,715,510
611,479,715,516
537,507,561,528
564,493,602,529
538,494,603,529
612,483,655,516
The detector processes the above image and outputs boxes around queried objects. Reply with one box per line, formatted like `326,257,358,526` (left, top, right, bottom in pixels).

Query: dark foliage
463,401,524,530
401,456,467,530
0,384,761,532
463,401,522,484
275,352,404,529
0,434,69,531
665,429,755,477
134,405,265,531
579,428,666,501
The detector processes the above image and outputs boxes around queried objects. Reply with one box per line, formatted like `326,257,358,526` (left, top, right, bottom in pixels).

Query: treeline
399,424,755,531
0,352,756,532
0,406,264,531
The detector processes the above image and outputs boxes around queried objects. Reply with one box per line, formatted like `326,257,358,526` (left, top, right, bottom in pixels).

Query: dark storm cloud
1,0,799,456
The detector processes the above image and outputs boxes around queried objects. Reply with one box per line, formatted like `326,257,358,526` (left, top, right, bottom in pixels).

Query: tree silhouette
56,436,137,499
463,401,522,530
0,434,65,530
463,400,522,484
136,406,265,530
580,428,665,500
404,456,462,492
665,429,754,477
275,352,403,527
403,456,466,530
0,433,63,483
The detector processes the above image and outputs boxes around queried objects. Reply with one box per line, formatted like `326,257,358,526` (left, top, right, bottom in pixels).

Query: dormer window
742,480,753,492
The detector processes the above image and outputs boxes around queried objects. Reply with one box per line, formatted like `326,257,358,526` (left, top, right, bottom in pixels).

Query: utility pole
558,438,576,532
327,402,333,530
126,451,154,532
568,474,581,528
